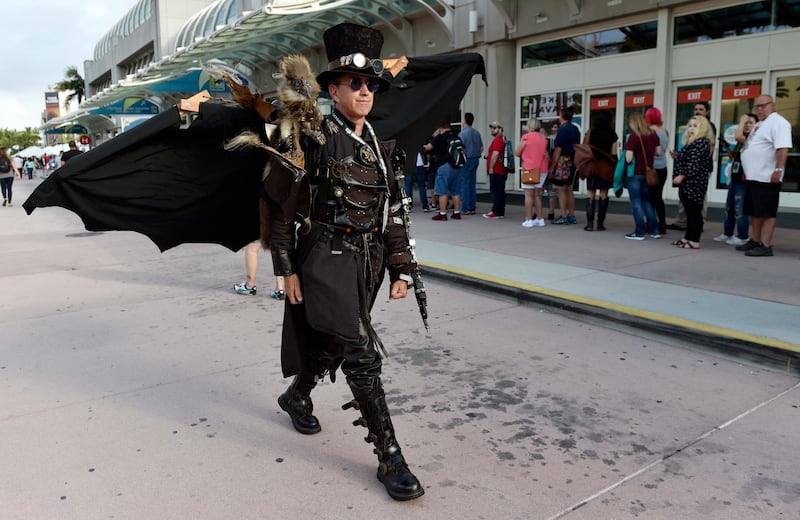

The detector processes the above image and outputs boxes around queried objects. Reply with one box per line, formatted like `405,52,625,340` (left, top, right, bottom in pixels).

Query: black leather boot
343,379,424,501
597,198,609,231
584,198,595,231
278,373,321,435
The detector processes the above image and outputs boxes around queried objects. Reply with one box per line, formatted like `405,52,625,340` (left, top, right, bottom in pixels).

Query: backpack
446,134,467,168
0,156,10,173
503,138,515,173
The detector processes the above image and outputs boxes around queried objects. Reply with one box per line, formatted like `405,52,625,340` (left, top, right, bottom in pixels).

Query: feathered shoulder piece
273,54,325,168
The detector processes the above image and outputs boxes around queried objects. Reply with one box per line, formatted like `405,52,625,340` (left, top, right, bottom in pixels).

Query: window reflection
775,75,800,192
522,22,657,68
674,0,800,45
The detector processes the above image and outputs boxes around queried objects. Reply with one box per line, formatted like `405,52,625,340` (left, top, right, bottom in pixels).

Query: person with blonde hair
672,115,712,249
516,118,549,227
713,113,756,246
623,112,661,240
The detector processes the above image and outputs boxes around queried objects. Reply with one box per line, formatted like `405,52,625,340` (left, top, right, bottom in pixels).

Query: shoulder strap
638,135,650,168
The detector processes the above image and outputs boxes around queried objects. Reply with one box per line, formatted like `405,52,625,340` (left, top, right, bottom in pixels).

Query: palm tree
0,127,42,149
53,66,85,110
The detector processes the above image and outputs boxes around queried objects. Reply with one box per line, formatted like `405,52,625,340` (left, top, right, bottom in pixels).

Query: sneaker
234,282,256,295
547,213,555,223
482,212,503,219
650,233,662,239
735,239,761,251
725,236,747,246
522,219,534,228
552,216,568,225
713,234,730,242
271,289,285,300
532,218,546,227
624,233,645,241
450,212,462,220
566,215,577,224
462,210,475,215
432,212,448,221
422,206,430,213
745,245,773,257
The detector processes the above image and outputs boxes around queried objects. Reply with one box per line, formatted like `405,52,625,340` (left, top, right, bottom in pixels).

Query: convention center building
41,0,800,209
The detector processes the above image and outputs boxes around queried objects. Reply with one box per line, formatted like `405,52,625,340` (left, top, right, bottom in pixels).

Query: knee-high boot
278,372,321,434
343,378,424,501
584,198,595,231
597,198,609,231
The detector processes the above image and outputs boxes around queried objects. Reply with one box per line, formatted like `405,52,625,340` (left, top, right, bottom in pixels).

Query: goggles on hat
330,52,384,75
333,76,382,93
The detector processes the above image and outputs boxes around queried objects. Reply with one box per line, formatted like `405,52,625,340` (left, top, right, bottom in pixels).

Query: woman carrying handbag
516,118,550,227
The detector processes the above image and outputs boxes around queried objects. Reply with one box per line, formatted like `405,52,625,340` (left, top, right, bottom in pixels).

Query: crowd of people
403,96,792,257
1,141,84,207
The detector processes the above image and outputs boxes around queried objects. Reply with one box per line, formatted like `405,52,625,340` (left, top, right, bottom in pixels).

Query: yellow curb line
421,260,800,354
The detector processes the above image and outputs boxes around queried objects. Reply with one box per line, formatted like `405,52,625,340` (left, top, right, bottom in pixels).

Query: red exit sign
722,85,761,99
678,89,712,103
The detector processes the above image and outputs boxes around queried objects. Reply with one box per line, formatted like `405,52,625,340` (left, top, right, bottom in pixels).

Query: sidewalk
4,178,800,519
412,199,800,371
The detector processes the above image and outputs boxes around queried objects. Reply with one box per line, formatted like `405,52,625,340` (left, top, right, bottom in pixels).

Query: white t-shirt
741,112,793,183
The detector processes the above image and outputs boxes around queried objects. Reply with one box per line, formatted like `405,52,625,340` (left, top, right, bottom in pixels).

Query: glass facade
674,0,800,45
94,0,155,60
521,21,657,68
775,74,800,191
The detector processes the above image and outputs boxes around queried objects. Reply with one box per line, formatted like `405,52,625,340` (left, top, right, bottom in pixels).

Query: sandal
678,241,700,249
672,239,688,246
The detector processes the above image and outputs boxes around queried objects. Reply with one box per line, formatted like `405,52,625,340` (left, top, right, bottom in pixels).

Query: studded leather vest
309,114,390,232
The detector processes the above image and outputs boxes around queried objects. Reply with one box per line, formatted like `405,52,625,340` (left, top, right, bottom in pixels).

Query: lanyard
330,111,388,178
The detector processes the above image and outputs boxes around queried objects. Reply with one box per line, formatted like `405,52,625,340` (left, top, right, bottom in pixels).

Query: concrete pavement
411,198,800,371
2,177,799,519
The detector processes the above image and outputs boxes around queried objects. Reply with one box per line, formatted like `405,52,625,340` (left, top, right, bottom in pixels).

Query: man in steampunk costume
26,18,486,503
268,23,424,501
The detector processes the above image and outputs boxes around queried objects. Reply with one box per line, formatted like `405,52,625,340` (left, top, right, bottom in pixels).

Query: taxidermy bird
272,53,324,168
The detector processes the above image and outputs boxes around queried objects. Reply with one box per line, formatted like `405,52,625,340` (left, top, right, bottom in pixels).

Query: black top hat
316,23,391,93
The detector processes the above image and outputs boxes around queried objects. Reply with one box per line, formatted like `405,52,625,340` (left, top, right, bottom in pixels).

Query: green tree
53,65,86,110
0,127,42,150
17,127,42,148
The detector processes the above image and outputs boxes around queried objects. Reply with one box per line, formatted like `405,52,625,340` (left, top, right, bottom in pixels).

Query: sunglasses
334,77,382,93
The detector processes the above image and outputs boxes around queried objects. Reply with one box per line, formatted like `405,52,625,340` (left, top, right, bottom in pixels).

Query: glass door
674,84,713,152
774,73,800,192
718,79,761,188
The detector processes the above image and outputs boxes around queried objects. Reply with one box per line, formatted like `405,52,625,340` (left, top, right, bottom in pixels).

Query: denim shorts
434,163,462,196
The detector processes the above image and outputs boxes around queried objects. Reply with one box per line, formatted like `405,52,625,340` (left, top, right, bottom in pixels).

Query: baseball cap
489,121,503,129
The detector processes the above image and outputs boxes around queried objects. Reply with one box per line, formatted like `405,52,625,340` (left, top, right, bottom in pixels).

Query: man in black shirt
60,141,83,164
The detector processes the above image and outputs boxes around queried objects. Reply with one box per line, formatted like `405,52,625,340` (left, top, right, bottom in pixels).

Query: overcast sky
2,0,140,131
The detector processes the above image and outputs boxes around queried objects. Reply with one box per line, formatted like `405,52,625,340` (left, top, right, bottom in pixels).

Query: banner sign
150,70,246,94
45,91,60,121
89,97,160,115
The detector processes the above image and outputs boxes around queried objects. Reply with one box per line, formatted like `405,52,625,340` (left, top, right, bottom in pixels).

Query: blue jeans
0,177,13,203
723,183,748,239
627,174,658,235
405,165,429,209
460,158,479,212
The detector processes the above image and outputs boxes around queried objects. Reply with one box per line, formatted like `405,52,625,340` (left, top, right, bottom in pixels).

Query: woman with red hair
645,107,669,235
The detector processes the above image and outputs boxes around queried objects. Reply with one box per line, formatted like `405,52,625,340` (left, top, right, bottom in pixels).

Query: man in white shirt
738,95,793,257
